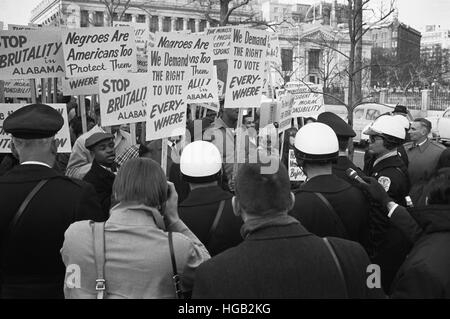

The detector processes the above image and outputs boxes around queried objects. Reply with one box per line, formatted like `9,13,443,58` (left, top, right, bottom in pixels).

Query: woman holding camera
61,158,210,299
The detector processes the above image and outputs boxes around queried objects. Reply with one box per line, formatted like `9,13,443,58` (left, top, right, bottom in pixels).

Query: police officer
317,112,365,182
289,123,371,252
178,141,242,256
363,114,412,293
0,104,105,299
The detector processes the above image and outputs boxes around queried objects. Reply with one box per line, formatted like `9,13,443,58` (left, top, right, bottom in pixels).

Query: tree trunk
354,0,363,106
220,0,230,26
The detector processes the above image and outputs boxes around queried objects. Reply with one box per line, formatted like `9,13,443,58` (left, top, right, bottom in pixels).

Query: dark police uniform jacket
289,174,371,252
83,160,116,217
179,186,243,256
366,153,412,293
192,223,385,298
0,164,105,299
333,155,366,183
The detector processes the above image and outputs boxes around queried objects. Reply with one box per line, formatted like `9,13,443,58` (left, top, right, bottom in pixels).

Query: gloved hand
359,176,392,208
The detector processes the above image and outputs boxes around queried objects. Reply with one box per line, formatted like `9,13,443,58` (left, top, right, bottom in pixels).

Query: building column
103,11,110,26
132,14,137,23
206,20,211,29
183,18,188,31
158,16,163,32
195,19,200,33
88,11,95,27
146,14,151,30
171,17,177,32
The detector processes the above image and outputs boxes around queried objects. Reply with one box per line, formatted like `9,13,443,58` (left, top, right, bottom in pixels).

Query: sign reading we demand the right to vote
224,28,269,109
61,27,137,77
146,43,189,141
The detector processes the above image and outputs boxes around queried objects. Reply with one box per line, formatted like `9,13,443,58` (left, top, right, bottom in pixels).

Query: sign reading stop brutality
99,73,148,126
0,29,65,80
0,103,71,153
4,80,31,98
62,76,99,95
146,47,189,141
61,27,137,77
224,28,269,108
206,26,233,60
288,84,324,118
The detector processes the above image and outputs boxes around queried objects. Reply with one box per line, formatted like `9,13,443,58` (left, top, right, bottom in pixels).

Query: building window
308,49,320,73
163,17,171,32
123,13,132,22
80,10,89,27
199,20,207,32
150,16,158,32
176,18,183,31
188,19,195,33
94,11,104,26
137,15,146,23
274,7,278,13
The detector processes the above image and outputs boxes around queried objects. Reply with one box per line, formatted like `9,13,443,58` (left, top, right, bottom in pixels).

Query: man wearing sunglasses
363,115,412,294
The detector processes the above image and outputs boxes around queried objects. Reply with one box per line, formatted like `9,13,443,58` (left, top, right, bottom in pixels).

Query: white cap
180,141,222,182
363,115,406,140
294,122,339,161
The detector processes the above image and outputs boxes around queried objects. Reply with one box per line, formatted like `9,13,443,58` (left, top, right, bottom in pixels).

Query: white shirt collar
417,138,428,147
21,161,52,168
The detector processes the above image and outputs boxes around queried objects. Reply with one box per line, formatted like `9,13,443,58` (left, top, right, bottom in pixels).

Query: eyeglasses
369,135,384,143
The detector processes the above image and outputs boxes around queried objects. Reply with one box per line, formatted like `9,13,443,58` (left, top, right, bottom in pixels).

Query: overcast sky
0,0,449,31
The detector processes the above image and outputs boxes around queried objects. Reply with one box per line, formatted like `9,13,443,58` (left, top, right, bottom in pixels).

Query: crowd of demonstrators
1,101,450,299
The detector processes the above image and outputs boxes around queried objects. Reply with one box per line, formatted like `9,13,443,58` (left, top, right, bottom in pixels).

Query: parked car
426,107,450,145
352,103,414,145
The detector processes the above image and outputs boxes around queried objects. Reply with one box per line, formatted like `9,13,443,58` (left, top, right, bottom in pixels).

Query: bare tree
101,0,133,26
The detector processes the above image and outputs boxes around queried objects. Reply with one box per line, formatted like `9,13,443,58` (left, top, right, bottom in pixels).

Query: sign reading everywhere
62,76,99,95
206,26,233,60
61,27,137,77
0,29,65,80
3,80,31,98
99,73,149,126
288,84,324,118
224,28,269,108
288,149,306,181
146,44,189,141
0,103,72,153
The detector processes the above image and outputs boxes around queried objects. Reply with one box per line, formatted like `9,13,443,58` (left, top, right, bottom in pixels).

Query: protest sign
288,149,306,181
267,33,281,65
0,29,65,80
113,21,149,56
3,80,31,98
0,103,72,153
99,73,149,126
206,26,233,60
259,95,277,128
137,54,148,72
277,91,293,132
8,24,40,30
146,45,189,141
288,84,324,118
62,76,99,95
61,27,137,77
224,28,269,108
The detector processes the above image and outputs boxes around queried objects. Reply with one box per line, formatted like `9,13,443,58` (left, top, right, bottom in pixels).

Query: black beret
393,104,408,114
3,104,64,139
85,132,114,149
317,112,356,138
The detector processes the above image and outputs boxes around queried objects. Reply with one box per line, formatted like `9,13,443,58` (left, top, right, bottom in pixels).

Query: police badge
378,176,391,192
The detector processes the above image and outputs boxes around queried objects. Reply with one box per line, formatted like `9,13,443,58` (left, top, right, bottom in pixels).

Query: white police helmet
392,114,411,131
180,141,222,183
363,115,406,140
294,122,339,162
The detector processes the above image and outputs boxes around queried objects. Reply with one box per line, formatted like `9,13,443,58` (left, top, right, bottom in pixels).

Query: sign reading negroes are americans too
99,73,149,126
0,103,72,153
0,29,65,80
61,27,137,77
